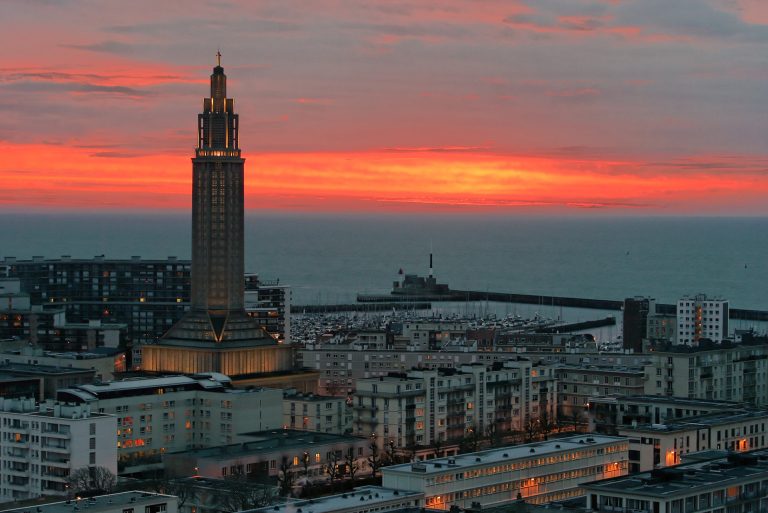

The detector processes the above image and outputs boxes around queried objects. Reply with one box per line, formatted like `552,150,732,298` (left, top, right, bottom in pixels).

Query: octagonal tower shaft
191,62,244,315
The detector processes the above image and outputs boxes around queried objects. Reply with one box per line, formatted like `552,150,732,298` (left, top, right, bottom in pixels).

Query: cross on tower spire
216,50,222,67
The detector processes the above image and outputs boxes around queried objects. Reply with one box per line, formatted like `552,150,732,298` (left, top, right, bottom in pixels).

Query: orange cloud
2,141,768,214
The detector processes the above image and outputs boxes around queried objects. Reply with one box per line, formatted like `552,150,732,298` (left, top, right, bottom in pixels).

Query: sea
2,212,767,337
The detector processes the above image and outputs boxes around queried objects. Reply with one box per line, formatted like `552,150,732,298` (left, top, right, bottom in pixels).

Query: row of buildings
0,259,291,367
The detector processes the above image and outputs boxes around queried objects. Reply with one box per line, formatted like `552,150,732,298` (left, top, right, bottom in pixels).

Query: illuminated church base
141,342,294,377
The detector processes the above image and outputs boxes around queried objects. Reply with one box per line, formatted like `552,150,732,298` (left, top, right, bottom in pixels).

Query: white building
0,397,116,502
676,294,728,345
618,409,768,472
354,361,557,452
643,345,768,406
2,491,178,513
582,450,768,513
249,486,423,513
56,373,282,473
282,389,352,434
382,434,629,510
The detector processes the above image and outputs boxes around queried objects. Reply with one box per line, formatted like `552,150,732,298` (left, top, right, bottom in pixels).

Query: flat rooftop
246,486,422,513
383,435,627,475
620,409,768,433
0,363,95,376
58,373,240,401
2,491,176,513
169,429,367,459
582,450,768,498
616,395,744,408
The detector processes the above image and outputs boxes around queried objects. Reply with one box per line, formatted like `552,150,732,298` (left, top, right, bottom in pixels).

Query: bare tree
367,441,383,477
432,437,444,459
485,422,503,448
571,410,586,433
345,448,359,481
385,439,397,465
301,451,311,477
324,451,341,483
539,409,557,440
524,417,540,443
278,457,295,497
214,473,277,512
166,480,197,511
67,466,116,496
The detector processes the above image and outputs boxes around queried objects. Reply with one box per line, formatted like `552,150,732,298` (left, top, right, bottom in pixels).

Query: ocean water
2,213,768,315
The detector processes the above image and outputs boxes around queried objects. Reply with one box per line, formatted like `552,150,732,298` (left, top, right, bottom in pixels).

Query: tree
367,440,383,477
485,421,503,448
432,437,444,459
165,480,197,511
462,428,480,453
524,417,540,443
539,409,557,440
345,448,359,481
571,410,587,434
278,457,295,497
67,466,116,496
214,472,277,512
385,439,397,465
324,451,342,484
301,451,311,477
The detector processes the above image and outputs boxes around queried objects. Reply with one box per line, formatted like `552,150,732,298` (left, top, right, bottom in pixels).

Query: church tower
142,55,292,377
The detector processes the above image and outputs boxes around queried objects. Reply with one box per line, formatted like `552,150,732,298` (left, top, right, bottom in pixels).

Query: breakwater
356,290,768,321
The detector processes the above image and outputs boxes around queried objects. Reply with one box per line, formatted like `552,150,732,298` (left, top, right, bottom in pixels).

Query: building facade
2,492,179,513
582,450,768,513
382,435,629,510
163,429,370,485
56,374,282,473
643,344,768,406
1,257,290,366
0,398,116,502
354,361,557,451
623,297,655,352
677,294,729,345
619,409,768,472
283,389,352,434
555,364,646,424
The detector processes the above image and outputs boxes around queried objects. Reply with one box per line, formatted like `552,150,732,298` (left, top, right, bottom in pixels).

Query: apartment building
354,360,557,451
163,429,369,484
644,344,768,406
2,492,178,513
244,274,291,344
56,374,282,473
555,364,646,421
2,345,122,382
623,297,655,352
1,256,290,366
250,486,424,513
0,398,116,502
676,294,729,345
587,395,744,434
382,434,629,510
0,279,126,351
582,450,768,513
282,389,352,434
619,409,768,472
302,342,560,396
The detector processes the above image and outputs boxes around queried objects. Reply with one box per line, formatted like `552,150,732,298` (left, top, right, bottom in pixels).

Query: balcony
41,440,70,452
5,449,29,460
41,453,70,465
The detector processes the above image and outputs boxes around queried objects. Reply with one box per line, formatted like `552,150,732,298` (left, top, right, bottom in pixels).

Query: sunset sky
1,0,767,214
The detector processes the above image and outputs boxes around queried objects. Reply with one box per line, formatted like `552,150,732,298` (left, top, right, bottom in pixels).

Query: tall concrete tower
142,55,292,377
